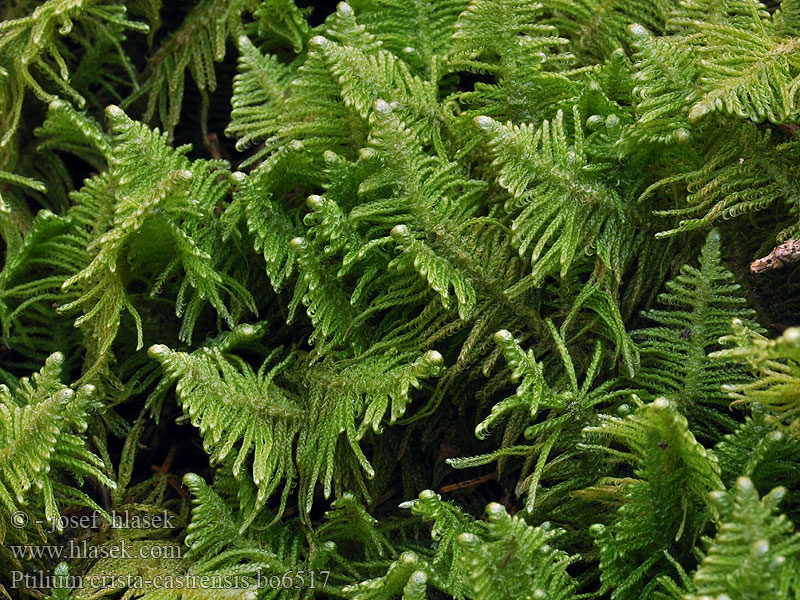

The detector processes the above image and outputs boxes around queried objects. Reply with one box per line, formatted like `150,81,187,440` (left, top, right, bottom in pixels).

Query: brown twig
750,239,800,274
439,472,496,494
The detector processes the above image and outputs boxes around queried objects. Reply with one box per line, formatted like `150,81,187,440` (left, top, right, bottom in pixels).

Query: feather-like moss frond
0,0,147,152
713,320,800,439
631,229,764,441
59,106,255,379
474,108,626,286
149,325,301,524
0,353,115,532
121,0,256,136
457,503,578,600
689,476,800,600
583,397,723,600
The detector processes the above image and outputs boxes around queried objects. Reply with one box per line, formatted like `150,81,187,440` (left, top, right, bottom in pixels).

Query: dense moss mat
3,1,800,599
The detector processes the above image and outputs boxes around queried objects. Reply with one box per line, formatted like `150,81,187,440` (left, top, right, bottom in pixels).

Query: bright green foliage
121,0,258,136
252,0,312,53
181,473,300,594
449,0,567,71
388,223,476,320
623,24,695,147
34,99,111,170
584,398,723,599
57,105,255,379
452,323,632,514
226,34,294,168
351,0,465,75
714,404,800,499
341,551,435,600
631,0,800,128
673,0,800,125
149,324,301,523
46,563,73,600
647,122,800,240
0,0,147,153
317,492,393,559
448,0,578,123
296,347,444,514
631,229,764,440
0,97,114,361
0,353,114,534
227,3,389,170
0,209,81,368
713,321,800,439
457,503,578,600
475,108,625,285
339,492,579,600
75,469,303,600
689,476,800,600
149,322,444,521
4,0,800,599
628,0,800,239
472,329,554,440
401,489,483,596
542,0,675,61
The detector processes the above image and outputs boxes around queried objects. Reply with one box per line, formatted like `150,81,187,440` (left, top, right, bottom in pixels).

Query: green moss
3,0,800,598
